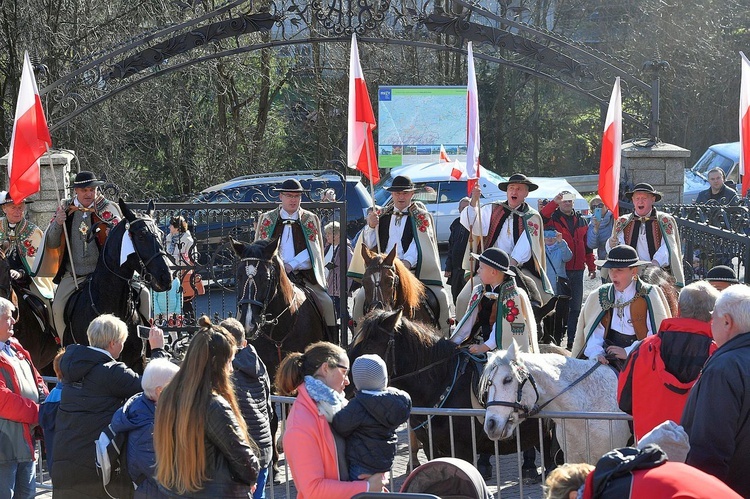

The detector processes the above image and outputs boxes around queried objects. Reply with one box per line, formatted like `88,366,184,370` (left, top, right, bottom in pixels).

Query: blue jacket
545,240,572,294
111,392,164,497
38,384,62,469
586,210,614,260
232,345,273,468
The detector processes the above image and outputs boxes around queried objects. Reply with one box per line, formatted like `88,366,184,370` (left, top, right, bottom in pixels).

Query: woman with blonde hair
154,316,259,497
277,341,386,498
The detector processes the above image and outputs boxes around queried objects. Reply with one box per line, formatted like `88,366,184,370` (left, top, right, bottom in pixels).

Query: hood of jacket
357,389,412,428
232,344,268,380
60,344,113,383
112,393,155,433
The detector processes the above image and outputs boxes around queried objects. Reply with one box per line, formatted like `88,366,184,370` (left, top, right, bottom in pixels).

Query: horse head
361,244,400,313
480,340,537,441
118,199,173,292
231,237,294,336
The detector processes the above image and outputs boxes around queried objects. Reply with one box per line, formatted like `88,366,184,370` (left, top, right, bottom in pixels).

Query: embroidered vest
600,296,649,340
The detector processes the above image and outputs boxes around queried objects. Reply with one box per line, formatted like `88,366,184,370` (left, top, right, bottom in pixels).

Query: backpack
95,424,135,499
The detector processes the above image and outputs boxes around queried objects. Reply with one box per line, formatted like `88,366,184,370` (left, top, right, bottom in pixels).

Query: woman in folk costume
449,247,538,354
571,245,671,370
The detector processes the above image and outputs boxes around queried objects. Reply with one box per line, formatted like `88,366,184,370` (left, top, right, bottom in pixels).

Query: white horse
479,340,630,464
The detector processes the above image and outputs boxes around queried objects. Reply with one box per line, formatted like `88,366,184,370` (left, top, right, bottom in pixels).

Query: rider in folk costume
455,173,552,319
254,178,338,343
0,192,55,305
33,171,128,341
571,245,671,370
450,248,539,354
348,175,451,334
606,183,685,288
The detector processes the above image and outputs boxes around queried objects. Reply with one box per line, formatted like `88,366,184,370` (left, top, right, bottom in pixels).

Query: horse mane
391,257,425,315
240,240,297,313
355,310,454,377
639,266,678,315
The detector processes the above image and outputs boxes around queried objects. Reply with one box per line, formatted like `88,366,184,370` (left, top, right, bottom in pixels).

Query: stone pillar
621,142,690,204
0,150,74,228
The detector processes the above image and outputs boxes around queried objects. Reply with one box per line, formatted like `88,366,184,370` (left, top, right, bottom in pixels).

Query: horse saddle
13,284,56,341
421,286,440,325
64,278,145,340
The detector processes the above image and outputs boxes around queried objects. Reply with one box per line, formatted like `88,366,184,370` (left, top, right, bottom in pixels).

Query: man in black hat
348,175,450,335
35,171,124,340
449,247,538,354
607,183,684,287
454,173,552,319
571,245,671,368
254,179,337,341
705,265,740,291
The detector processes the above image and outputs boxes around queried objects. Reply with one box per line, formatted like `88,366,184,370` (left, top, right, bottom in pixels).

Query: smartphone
594,207,602,221
137,325,151,338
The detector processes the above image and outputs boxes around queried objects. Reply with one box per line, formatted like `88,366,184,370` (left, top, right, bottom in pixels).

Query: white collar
614,280,637,301
280,208,299,220
74,198,95,210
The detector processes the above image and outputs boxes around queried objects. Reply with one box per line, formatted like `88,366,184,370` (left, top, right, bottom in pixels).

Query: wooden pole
363,122,381,253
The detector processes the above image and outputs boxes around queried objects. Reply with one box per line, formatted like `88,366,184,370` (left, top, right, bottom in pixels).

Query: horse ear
361,243,373,264
380,307,403,332
119,198,136,222
383,245,397,266
146,200,155,217
506,339,519,360
229,237,245,257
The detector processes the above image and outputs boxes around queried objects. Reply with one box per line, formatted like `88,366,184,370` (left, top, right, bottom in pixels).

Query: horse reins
364,262,399,313
483,359,602,418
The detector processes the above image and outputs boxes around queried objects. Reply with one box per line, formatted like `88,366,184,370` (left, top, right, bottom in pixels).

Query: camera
137,325,151,338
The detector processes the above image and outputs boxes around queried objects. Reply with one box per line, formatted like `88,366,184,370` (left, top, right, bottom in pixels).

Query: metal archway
40,0,663,139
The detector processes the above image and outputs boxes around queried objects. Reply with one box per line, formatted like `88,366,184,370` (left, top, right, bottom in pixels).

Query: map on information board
378,86,467,167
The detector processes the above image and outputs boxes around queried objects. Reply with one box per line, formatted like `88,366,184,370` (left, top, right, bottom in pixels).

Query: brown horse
359,244,439,328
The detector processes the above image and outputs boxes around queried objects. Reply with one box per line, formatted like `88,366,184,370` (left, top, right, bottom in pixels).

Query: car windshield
690,149,735,180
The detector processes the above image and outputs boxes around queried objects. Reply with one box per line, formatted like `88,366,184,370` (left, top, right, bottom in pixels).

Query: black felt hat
625,183,663,202
0,192,32,205
385,175,416,192
273,179,309,192
595,245,650,268
470,247,516,276
706,265,739,284
72,171,105,188
497,173,539,192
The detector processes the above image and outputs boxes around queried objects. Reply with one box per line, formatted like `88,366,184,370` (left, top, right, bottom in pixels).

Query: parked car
374,162,590,243
682,142,740,203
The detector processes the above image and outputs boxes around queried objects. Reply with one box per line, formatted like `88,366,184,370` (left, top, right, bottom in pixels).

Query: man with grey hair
682,284,750,497
618,281,720,441
0,296,48,498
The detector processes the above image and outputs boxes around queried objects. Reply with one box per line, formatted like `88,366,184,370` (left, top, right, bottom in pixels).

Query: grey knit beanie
352,354,388,391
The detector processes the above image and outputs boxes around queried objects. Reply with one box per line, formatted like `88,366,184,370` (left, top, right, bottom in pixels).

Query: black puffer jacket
159,394,260,498
51,344,167,498
232,345,273,468
331,388,411,473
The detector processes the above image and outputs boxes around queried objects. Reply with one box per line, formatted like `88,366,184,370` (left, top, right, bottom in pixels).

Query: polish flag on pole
8,52,51,203
439,144,451,162
598,77,622,217
465,42,480,195
739,52,750,197
347,34,379,184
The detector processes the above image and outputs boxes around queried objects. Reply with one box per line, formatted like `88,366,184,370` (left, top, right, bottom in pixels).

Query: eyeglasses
590,203,604,208
335,364,350,376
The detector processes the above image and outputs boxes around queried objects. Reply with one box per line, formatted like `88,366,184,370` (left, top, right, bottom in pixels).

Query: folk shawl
0,217,55,298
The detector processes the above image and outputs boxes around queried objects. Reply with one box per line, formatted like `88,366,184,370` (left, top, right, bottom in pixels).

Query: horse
480,340,630,464
640,265,679,316
0,248,58,374
65,199,173,371
230,236,326,478
349,308,556,479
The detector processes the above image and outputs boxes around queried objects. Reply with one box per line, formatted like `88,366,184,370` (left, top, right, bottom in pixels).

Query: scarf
304,375,348,422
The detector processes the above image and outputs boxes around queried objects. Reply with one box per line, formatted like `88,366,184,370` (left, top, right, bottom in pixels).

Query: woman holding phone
586,195,614,283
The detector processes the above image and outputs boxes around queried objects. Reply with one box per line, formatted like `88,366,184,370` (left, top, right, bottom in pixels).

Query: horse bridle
237,256,291,338
102,218,170,285
363,262,399,313
482,359,602,418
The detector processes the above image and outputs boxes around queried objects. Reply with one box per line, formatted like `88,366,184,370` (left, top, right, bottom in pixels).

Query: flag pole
363,122,381,253
47,149,79,288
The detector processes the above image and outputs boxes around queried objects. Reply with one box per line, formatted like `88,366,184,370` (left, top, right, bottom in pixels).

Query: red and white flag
347,34,379,184
8,52,50,203
439,144,451,162
599,77,621,217
450,161,463,180
740,52,750,197
465,42,480,194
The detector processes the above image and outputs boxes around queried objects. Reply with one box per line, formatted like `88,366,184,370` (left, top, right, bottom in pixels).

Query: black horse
0,248,58,374
64,199,173,370
349,308,555,479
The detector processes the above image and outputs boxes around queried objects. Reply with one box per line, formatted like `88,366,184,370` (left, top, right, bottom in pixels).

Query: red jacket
541,201,594,272
618,318,716,440
0,338,48,461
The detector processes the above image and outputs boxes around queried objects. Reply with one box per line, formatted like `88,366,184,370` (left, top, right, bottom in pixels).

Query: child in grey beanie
331,354,412,479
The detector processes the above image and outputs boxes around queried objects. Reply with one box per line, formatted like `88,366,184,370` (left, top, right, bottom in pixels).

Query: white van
682,142,740,203
374,162,590,243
